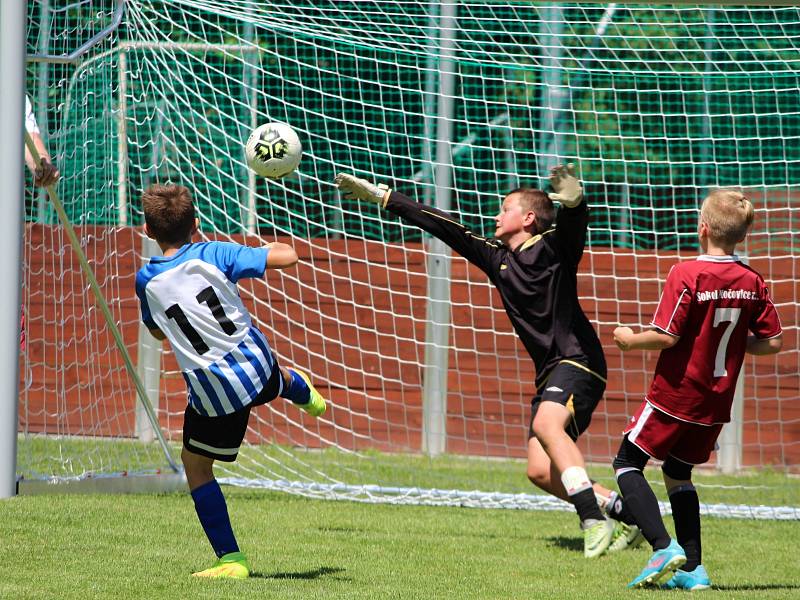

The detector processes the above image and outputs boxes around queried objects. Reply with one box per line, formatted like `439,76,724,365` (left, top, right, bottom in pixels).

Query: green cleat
606,519,645,553
292,369,327,417
192,551,250,579
583,518,615,558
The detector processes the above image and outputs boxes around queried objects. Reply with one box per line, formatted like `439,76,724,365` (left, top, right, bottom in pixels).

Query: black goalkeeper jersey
385,191,606,388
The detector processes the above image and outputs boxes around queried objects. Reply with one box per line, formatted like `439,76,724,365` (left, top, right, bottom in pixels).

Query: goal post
0,0,27,499
19,1,799,517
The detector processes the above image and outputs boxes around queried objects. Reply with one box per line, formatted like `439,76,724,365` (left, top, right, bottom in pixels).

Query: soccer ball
245,122,302,179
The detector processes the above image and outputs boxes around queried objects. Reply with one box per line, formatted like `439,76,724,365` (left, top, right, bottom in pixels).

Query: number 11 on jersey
165,285,237,355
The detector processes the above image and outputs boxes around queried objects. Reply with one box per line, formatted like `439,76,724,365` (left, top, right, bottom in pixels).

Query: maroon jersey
647,255,782,425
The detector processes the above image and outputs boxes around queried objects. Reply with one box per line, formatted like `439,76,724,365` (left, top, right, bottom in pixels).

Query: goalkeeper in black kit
336,166,640,557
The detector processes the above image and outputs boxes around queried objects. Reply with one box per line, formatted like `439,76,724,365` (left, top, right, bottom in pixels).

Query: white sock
561,466,592,496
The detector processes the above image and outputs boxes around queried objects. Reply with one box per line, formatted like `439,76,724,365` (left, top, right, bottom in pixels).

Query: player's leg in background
529,403,613,557
279,365,327,417
527,434,615,503
660,456,712,590
526,436,565,499
613,436,671,550
526,436,627,524
526,446,641,554
613,437,686,587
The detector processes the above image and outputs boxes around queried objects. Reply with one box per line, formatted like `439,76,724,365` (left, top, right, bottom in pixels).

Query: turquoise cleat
627,539,686,588
662,565,712,591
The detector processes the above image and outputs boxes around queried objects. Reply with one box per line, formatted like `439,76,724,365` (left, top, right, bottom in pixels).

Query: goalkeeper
336,165,639,557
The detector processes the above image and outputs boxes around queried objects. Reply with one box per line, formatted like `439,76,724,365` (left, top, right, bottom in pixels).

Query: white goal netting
19,0,799,518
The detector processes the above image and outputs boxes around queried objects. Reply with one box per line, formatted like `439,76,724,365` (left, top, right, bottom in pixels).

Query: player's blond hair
141,183,196,244
700,189,754,246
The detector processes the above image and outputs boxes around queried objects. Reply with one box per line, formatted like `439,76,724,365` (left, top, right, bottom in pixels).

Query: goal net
20,0,798,517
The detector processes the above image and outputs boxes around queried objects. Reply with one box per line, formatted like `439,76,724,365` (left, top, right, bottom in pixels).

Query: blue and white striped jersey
136,241,280,416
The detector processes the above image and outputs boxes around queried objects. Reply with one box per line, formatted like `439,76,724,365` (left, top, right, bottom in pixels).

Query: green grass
2,488,799,599
12,437,800,597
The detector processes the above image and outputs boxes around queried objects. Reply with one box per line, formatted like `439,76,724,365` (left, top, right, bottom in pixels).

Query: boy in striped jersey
136,183,326,579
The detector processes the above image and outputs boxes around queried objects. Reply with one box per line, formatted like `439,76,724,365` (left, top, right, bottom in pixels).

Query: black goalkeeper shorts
528,361,606,442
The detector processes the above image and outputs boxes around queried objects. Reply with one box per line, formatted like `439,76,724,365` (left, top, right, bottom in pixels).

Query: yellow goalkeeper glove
335,173,391,207
548,163,583,208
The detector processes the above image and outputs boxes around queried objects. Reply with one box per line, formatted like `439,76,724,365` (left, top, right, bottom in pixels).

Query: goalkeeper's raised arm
335,172,503,274
548,163,590,268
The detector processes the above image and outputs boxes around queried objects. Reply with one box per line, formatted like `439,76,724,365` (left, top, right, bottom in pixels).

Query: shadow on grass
318,525,530,542
251,566,348,581
627,583,800,593
712,584,800,592
318,526,368,534
544,535,582,553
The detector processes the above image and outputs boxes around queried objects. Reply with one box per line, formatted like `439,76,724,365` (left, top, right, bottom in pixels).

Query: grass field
3,468,800,599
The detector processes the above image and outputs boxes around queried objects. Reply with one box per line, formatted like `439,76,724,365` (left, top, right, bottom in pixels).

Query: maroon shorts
624,400,723,465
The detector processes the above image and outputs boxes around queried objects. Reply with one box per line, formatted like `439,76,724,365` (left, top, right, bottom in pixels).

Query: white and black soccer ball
245,122,302,179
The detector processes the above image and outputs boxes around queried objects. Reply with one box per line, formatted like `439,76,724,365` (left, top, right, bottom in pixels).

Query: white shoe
583,518,614,558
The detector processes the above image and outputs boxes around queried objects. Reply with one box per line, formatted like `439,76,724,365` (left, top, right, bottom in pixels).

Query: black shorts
183,363,284,462
528,361,606,442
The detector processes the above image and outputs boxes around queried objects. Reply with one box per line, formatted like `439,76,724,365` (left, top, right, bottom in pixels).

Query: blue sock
282,369,311,405
190,479,239,558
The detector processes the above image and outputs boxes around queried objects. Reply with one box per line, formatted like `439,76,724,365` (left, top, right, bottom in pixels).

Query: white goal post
0,0,28,499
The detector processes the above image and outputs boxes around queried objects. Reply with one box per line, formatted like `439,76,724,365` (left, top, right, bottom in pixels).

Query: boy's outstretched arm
613,326,678,352
335,173,502,274
548,163,583,208
335,173,391,207
264,242,299,269
549,164,590,267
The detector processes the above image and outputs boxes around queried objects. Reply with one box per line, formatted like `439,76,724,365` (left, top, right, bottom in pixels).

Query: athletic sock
281,369,311,405
616,470,671,550
669,484,701,571
606,490,638,526
572,488,605,523
562,467,604,523
191,479,240,558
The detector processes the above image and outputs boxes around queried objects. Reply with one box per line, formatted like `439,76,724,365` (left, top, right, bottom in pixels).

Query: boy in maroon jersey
612,189,782,590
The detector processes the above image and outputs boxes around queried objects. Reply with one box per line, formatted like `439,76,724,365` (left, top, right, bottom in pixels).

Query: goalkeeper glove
335,173,391,207
548,163,583,208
